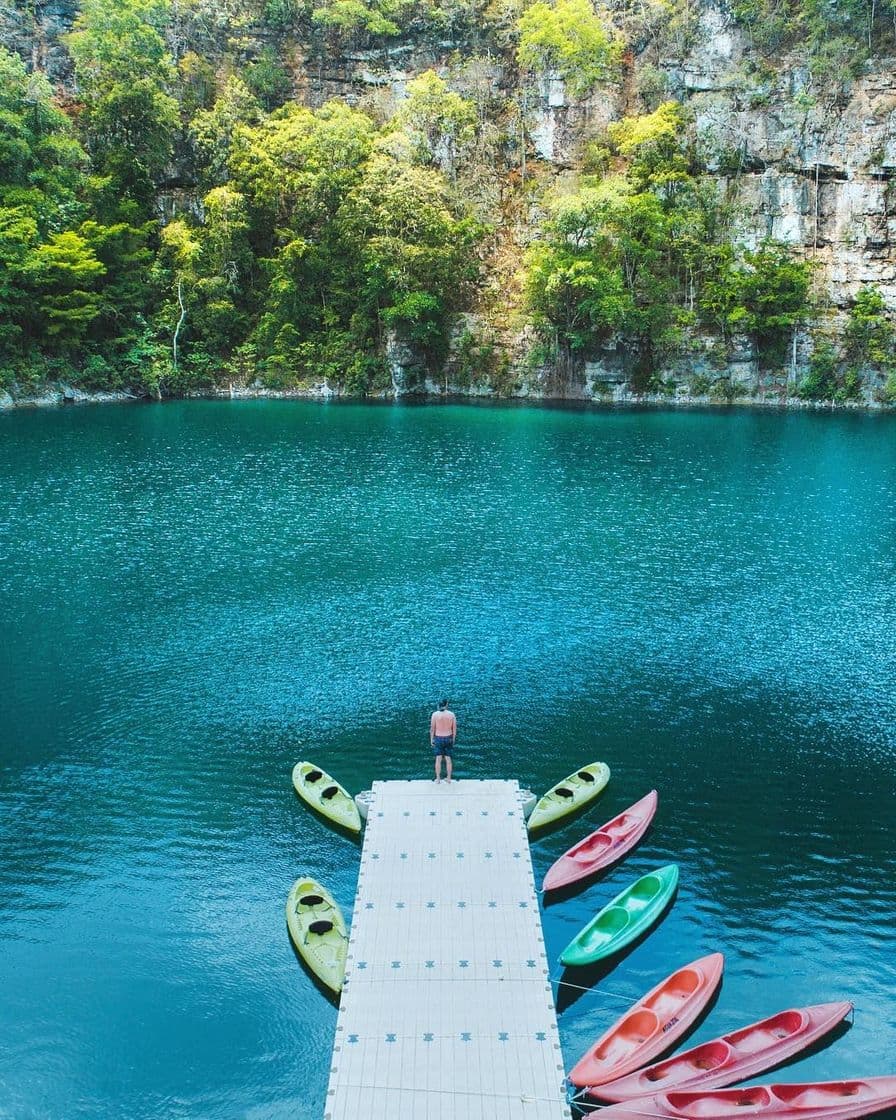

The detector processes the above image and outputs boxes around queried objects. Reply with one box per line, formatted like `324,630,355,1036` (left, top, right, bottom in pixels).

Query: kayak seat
306,770,324,782
299,894,324,906
774,1084,868,1107
309,920,334,935
673,1087,771,1115
577,771,596,782
729,1010,804,1052
615,1009,658,1046
582,906,629,949
556,787,574,799
321,785,340,800
628,876,661,905
657,969,701,1002
688,1041,730,1071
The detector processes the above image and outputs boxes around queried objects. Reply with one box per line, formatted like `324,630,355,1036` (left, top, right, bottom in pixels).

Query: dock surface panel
325,779,570,1120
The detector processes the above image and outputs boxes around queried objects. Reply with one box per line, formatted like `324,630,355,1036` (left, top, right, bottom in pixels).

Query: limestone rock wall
5,0,896,404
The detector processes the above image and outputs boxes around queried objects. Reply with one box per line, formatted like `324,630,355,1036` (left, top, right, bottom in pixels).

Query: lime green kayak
527,761,610,832
292,761,362,833
560,864,679,967
286,877,349,993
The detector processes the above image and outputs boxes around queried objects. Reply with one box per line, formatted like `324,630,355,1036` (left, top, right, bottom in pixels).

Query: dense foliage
525,102,813,386
1,0,895,399
0,0,482,395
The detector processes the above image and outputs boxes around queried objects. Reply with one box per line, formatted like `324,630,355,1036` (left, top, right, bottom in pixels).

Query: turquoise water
1,400,895,1119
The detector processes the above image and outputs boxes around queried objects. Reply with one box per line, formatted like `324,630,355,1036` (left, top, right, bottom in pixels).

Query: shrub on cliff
516,0,622,98
700,241,812,367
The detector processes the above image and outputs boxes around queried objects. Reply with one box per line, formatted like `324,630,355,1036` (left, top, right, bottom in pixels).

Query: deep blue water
1,400,894,1119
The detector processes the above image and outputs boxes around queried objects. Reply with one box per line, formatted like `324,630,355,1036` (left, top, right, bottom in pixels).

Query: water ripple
1,402,895,1117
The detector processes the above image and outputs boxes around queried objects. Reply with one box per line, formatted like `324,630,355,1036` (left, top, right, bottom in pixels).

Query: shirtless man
430,699,457,783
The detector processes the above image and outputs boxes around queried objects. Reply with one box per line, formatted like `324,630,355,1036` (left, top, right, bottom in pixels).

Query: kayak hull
560,864,679,967
595,1077,896,1120
568,952,724,1088
543,790,658,892
527,761,610,833
285,877,349,993
292,761,362,833
592,1000,854,1101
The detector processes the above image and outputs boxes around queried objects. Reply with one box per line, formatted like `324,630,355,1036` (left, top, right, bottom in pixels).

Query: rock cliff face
509,5,896,404
4,0,896,405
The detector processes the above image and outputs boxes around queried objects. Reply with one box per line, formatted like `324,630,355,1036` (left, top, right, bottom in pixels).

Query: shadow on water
286,927,341,1009
528,792,612,847
540,829,655,908
554,892,679,1014
291,794,364,847
764,1015,854,1074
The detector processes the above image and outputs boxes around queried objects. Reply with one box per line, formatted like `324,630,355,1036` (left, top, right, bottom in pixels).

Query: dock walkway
325,778,570,1120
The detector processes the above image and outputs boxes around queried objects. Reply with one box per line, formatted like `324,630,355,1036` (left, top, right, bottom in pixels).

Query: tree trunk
173,278,186,370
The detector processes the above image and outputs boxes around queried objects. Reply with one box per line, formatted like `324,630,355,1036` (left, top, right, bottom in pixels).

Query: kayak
292,761,362,833
560,864,679,967
568,952,724,1088
593,1077,896,1120
592,1000,854,1101
285,877,349,993
527,762,610,832
543,790,658,891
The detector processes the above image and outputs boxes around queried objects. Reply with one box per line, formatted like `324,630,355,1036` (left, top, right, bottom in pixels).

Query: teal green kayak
560,864,679,967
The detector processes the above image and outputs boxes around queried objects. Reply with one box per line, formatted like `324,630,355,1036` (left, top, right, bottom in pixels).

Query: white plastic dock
324,779,570,1120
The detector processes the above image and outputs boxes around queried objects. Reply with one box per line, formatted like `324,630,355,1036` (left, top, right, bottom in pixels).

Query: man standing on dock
430,699,456,783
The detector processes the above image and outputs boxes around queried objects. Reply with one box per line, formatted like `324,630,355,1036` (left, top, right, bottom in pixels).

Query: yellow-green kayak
285,877,348,993
527,761,611,832
292,761,362,833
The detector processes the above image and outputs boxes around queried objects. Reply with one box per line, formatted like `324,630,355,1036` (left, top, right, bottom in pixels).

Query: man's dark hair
438,698,448,709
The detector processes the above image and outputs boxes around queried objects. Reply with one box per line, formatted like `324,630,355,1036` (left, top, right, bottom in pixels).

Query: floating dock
325,779,570,1120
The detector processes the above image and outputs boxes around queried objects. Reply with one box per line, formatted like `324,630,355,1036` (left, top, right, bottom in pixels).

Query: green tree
516,0,622,98
700,241,812,365
311,0,414,38
230,101,376,237
0,48,87,227
843,286,894,371
342,147,481,359
0,208,39,353
190,77,263,186
524,102,717,376
22,231,107,347
67,0,179,203
607,101,691,195
395,71,477,178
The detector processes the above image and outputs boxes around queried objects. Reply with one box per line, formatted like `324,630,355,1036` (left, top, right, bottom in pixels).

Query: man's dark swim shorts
432,736,453,755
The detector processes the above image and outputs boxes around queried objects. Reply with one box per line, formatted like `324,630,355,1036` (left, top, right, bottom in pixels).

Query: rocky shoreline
2,381,893,413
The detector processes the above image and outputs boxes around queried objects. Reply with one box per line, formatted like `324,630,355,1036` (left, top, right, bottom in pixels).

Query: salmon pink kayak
591,1000,853,1101
568,952,724,1088
594,1077,896,1120
543,790,658,892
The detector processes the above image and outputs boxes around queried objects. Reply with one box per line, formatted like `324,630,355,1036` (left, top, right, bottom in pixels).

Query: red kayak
594,1077,896,1120
568,952,724,1088
591,1000,853,1101
542,790,658,892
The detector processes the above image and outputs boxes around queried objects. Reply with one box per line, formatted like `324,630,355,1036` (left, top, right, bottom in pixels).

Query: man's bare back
430,700,456,783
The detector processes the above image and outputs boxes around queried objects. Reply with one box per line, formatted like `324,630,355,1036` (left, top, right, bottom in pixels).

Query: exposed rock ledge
1,382,889,412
